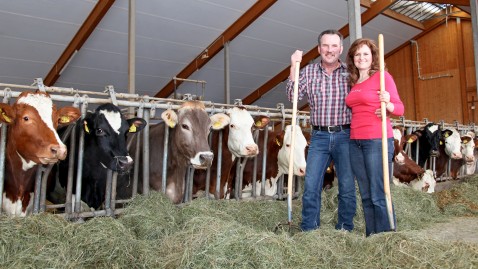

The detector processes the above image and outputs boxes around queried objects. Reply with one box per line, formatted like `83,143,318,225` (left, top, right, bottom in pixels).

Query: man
286,29,356,232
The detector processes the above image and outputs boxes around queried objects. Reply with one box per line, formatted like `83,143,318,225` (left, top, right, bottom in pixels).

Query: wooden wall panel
386,48,416,119
462,21,476,90
386,19,477,124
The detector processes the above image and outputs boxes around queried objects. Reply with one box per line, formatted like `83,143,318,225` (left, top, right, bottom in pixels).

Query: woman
345,38,404,236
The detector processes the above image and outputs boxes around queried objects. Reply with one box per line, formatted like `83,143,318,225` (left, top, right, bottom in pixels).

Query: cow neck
3,144,37,210
265,131,281,180
165,127,187,203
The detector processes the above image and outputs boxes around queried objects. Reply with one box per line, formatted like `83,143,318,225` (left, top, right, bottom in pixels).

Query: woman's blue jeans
349,138,396,236
301,129,356,231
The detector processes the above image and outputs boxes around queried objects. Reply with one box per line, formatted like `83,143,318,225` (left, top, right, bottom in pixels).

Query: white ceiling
0,0,448,111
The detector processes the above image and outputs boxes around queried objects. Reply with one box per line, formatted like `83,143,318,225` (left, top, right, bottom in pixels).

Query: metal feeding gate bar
0,81,477,220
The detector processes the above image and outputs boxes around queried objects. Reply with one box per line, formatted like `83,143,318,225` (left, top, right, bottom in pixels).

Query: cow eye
181,124,190,130
23,116,29,121
96,128,105,136
230,124,235,129
286,144,290,147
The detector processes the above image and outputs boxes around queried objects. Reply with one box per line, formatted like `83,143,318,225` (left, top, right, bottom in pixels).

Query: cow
433,128,463,180
124,101,230,204
55,103,147,210
239,124,307,198
460,132,476,175
392,127,436,193
408,123,443,168
0,90,80,216
193,106,261,199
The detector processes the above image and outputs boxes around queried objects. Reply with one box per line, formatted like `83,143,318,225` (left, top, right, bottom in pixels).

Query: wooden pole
287,61,300,225
378,34,395,230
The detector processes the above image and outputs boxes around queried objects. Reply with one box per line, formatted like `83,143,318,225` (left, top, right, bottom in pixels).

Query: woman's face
353,44,372,72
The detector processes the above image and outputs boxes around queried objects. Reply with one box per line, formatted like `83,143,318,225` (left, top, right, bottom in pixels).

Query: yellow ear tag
407,138,413,143
60,116,70,124
255,120,261,127
326,167,332,173
213,121,222,129
444,133,450,138
440,141,443,145
275,138,281,147
83,121,90,134
464,140,468,144
129,125,137,133
1,110,11,123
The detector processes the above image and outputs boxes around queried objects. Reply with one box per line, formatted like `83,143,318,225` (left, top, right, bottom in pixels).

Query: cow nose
115,156,133,171
245,144,259,156
451,152,462,159
298,167,306,176
51,144,67,160
200,152,214,166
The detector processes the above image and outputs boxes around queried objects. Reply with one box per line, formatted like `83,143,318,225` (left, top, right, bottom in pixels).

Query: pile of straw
1,176,477,268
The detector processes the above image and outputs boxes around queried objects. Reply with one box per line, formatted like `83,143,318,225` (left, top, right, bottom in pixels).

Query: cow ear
161,109,178,128
275,132,285,147
127,118,147,133
254,116,270,129
57,107,81,126
0,104,14,125
442,129,453,138
210,113,230,130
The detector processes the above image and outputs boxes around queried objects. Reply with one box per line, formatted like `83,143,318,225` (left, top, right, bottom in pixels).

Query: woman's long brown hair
346,38,382,86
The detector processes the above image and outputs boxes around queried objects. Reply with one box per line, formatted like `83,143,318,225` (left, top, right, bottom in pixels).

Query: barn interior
0,0,476,124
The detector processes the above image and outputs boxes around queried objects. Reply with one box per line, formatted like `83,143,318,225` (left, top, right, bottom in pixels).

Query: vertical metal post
74,99,89,214
347,0,362,43
142,107,151,195
0,89,12,214
224,41,231,104
128,0,136,118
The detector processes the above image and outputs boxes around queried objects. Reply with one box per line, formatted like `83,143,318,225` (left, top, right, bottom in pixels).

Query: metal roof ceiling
0,0,472,110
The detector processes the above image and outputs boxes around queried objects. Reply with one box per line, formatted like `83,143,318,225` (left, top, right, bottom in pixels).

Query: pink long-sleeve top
345,71,404,140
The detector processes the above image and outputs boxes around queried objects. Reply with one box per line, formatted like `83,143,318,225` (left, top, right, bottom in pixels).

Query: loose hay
0,176,477,268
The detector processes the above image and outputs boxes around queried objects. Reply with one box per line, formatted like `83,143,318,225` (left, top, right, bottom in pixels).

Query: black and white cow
55,103,146,209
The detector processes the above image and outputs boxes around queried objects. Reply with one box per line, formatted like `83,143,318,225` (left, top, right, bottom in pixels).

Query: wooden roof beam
243,0,397,105
154,0,277,98
44,0,115,86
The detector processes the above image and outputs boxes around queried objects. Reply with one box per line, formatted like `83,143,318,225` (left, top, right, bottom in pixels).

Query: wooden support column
456,18,469,123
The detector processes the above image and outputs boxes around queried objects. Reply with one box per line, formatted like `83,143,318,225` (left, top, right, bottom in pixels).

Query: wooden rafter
243,0,397,105
154,0,277,98
44,0,115,86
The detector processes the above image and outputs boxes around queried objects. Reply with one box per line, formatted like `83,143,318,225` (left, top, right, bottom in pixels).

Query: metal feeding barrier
0,80,477,221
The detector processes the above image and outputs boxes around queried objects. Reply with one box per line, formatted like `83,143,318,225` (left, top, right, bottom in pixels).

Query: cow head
0,91,80,167
461,132,475,164
161,101,229,169
83,103,146,173
442,128,462,160
226,106,259,158
424,123,442,157
276,125,307,176
410,169,436,193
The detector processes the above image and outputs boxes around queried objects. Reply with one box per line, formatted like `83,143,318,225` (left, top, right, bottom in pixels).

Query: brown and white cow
459,132,476,175
240,124,307,198
0,91,80,216
124,101,229,204
193,106,260,199
392,127,436,193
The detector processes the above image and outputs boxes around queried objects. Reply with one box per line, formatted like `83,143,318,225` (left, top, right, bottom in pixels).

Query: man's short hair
318,30,343,45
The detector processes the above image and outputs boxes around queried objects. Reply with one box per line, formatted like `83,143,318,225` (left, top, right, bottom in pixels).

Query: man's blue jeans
349,138,396,236
301,129,356,231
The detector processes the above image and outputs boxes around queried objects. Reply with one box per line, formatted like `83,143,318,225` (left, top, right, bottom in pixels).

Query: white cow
461,132,476,175
242,125,307,198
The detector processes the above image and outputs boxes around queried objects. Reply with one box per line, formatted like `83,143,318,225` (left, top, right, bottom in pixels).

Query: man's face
318,34,343,65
